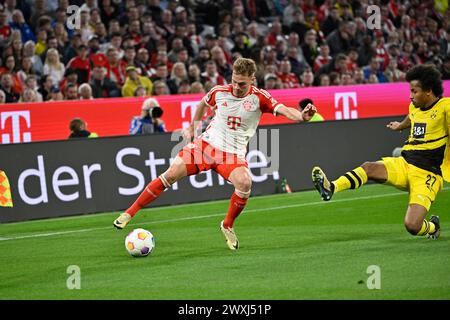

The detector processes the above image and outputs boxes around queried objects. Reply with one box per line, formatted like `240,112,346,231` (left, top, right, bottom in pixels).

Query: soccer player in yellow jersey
312,64,450,239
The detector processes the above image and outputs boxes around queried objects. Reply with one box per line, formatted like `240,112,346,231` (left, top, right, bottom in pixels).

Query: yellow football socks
333,166,368,193
416,219,436,236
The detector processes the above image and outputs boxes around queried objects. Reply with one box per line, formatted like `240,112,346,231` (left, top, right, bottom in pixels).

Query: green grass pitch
0,183,449,300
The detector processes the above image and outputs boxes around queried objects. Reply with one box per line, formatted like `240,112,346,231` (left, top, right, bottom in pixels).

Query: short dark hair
299,98,313,110
69,118,85,132
405,64,443,97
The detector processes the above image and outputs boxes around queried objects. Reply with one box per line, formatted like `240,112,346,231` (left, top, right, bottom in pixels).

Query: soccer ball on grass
125,228,155,257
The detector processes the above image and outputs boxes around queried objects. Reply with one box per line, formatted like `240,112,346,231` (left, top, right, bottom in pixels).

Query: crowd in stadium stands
0,0,449,104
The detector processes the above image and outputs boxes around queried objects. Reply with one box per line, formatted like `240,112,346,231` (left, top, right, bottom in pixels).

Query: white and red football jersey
200,85,281,158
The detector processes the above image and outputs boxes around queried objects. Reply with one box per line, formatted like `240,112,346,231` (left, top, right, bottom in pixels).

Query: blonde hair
45,48,64,71
233,58,257,77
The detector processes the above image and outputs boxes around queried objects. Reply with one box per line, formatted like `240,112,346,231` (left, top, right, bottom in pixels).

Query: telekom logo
334,92,358,120
181,101,201,129
1,111,32,144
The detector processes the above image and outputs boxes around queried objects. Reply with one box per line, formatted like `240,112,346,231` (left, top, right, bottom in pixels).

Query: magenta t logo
1,111,32,144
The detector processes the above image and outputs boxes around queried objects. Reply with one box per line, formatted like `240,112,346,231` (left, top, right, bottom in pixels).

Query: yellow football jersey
402,97,450,181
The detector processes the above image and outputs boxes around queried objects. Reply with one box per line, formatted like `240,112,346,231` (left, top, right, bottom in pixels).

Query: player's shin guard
126,175,169,217
416,219,436,236
223,190,250,228
333,166,368,193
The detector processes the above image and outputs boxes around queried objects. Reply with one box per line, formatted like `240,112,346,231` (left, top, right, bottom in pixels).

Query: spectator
232,32,251,58
79,83,94,100
90,65,120,98
34,29,47,57
134,86,147,97
0,9,12,47
321,4,340,37
0,89,5,104
64,82,79,100
353,68,366,84
302,29,319,68
384,59,405,83
88,35,108,68
264,73,282,90
277,59,300,88
152,80,170,96
315,53,348,84
1,55,22,91
23,75,43,102
319,73,330,86
286,32,309,74
0,73,19,103
23,40,43,77
300,68,314,87
122,46,137,67
314,43,332,72
10,9,35,43
190,81,205,94
177,79,191,94
283,0,302,28
105,47,127,87
192,47,211,72
68,118,98,139
169,61,188,93
17,57,35,88
201,60,226,87
135,48,152,77
60,68,78,94
187,63,202,83
211,45,232,80
121,66,153,97
62,33,82,64
362,57,387,83
19,88,38,103
48,85,63,101
43,48,65,87
341,72,354,85
440,55,450,80
129,97,166,135
66,44,91,85
38,74,53,101
326,20,354,57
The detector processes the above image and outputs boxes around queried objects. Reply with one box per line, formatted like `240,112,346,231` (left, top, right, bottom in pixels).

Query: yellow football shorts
381,156,443,211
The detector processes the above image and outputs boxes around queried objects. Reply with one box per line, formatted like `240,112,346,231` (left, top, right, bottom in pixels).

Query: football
125,228,155,257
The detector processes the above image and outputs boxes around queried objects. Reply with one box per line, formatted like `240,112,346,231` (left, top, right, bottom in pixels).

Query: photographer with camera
129,97,166,135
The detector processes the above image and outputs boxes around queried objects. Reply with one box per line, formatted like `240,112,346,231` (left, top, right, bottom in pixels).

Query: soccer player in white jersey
114,58,317,250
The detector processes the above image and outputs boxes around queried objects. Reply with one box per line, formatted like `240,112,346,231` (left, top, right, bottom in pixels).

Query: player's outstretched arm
276,104,317,122
386,115,410,132
182,99,209,141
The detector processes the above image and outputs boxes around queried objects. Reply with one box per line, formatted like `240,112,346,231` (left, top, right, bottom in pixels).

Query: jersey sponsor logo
227,116,242,130
412,123,426,139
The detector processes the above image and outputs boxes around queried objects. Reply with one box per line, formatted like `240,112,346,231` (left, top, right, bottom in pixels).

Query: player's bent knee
234,177,252,193
404,220,421,235
360,162,375,174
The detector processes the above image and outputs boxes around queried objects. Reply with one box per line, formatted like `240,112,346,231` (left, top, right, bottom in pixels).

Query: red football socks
126,177,166,217
223,192,248,228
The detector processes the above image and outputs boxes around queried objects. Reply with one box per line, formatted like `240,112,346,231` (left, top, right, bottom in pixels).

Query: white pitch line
0,187,448,242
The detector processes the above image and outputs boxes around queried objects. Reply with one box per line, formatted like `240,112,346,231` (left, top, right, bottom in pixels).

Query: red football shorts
177,139,248,180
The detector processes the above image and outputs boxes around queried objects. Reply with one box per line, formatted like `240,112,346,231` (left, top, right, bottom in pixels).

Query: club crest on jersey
243,100,255,111
430,110,437,120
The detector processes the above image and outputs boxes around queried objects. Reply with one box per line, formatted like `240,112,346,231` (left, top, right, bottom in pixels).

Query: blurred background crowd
0,0,449,104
